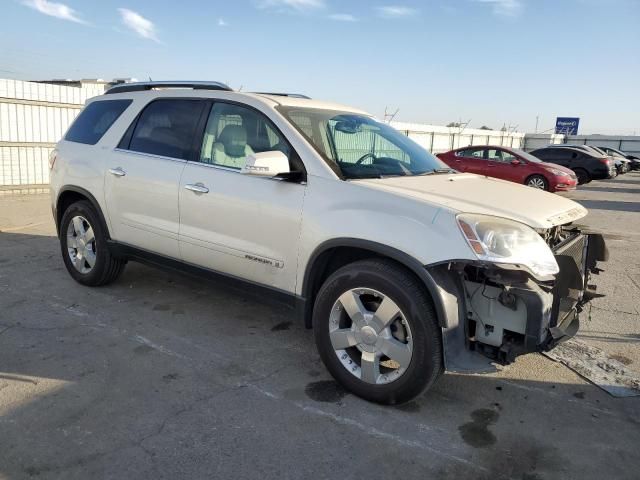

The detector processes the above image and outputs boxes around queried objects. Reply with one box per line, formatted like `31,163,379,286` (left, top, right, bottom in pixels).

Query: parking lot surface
1,175,639,480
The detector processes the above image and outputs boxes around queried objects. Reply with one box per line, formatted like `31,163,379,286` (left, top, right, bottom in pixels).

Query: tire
525,175,548,191
313,259,443,404
59,200,126,286
574,168,590,185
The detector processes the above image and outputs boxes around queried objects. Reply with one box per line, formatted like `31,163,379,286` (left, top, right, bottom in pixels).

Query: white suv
50,82,607,404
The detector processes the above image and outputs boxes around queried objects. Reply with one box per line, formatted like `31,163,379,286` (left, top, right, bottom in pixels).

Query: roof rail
254,92,311,99
105,81,232,95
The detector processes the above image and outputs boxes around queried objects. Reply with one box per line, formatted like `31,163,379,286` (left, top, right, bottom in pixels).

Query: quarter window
199,103,293,170
65,99,132,145
127,100,204,160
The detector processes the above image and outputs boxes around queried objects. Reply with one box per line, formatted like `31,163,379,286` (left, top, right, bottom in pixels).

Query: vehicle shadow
1,230,640,479
574,199,640,213
579,186,640,195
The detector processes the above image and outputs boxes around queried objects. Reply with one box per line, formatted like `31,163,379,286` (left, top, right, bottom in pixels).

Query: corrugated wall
0,78,102,187
390,121,526,153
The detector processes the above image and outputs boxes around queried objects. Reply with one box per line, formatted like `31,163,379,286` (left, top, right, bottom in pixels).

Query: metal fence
522,133,640,156
0,79,106,187
390,121,526,154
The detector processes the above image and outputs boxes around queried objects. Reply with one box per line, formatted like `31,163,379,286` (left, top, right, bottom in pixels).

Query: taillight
599,158,610,165
48,150,57,170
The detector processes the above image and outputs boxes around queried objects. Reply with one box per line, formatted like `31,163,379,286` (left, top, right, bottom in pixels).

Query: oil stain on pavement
304,380,347,403
459,408,499,448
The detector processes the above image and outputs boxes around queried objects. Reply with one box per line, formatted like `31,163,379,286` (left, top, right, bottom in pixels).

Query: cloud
21,0,87,24
475,0,523,17
218,18,228,26
376,5,418,18
118,8,160,42
328,13,357,21
258,0,325,12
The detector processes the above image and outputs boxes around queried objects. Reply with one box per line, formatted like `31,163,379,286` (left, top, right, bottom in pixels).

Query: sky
1,0,639,135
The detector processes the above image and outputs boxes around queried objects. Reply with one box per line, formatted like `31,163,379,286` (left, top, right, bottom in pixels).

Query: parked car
549,144,623,175
586,146,629,174
598,146,640,171
529,146,616,184
437,146,577,192
49,81,607,404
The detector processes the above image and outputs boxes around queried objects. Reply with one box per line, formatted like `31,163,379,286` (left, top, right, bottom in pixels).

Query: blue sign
555,117,580,135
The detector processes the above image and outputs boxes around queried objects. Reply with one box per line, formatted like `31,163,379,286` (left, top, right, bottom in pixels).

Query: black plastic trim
105,81,232,95
55,186,110,239
108,241,304,311
302,238,448,329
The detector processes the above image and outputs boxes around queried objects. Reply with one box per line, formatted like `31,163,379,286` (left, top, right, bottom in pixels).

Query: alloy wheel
66,215,97,274
329,288,413,385
527,177,546,189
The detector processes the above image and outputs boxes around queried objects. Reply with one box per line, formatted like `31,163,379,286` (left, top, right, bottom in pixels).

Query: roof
101,81,369,115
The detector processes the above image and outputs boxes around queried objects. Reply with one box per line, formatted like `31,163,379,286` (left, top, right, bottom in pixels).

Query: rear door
105,98,206,259
455,147,487,174
178,101,306,293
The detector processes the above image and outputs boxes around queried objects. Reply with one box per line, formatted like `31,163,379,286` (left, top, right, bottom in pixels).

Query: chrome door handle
185,183,209,194
108,167,126,177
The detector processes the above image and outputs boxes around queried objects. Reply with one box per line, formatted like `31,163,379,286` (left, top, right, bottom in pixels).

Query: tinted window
200,102,295,170
65,100,132,145
127,100,204,160
457,148,485,159
551,149,575,160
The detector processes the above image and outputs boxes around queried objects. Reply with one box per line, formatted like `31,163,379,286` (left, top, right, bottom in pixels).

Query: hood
355,173,587,229
537,161,575,176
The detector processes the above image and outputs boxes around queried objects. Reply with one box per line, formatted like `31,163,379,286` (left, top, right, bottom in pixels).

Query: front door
486,148,525,183
178,101,306,293
104,98,206,259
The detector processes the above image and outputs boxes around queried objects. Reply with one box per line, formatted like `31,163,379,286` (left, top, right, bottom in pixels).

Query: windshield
278,107,450,179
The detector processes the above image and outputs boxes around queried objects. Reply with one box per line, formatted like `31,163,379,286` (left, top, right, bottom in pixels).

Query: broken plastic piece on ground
543,339,640,397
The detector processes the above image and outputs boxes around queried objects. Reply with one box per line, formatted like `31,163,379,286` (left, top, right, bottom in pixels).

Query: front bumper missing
543,232,607,348
432,231,608,371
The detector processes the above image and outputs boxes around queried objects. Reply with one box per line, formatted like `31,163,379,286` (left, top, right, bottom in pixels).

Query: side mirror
241,151,290,177
511,159,521,166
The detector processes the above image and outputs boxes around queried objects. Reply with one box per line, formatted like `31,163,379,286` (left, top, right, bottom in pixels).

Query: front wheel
525,175,548,191
313,259,443,404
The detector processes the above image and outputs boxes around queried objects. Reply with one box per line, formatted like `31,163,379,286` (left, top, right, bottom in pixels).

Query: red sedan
437,146,577,192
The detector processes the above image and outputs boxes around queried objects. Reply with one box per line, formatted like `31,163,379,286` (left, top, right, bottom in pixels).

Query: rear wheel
574,168,590,185
313,259,442,404
525,175,548,191
60,200,126,286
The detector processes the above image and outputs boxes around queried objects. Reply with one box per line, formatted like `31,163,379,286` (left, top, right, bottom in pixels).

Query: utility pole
383,107,399,123
535,116,539,134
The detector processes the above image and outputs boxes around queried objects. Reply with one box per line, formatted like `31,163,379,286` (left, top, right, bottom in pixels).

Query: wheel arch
300,238,449,330
56,186,110,239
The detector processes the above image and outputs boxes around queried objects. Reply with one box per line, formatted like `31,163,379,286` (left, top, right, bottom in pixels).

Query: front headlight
547,168,569,177
457,214,559,277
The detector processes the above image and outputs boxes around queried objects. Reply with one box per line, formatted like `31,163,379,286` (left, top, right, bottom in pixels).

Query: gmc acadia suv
50,81,607,404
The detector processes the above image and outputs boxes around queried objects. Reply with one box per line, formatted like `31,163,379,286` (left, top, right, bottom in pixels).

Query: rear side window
126,100,204,160
457,148,485,159
65,99,132,145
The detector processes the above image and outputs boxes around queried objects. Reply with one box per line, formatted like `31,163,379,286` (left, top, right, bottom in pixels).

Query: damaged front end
430,226,608,371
